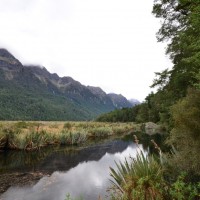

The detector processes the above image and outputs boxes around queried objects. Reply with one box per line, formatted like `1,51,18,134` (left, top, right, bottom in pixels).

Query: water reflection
0,140,143,200
0,138,132,173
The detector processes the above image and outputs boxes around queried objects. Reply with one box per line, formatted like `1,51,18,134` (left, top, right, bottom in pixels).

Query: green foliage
193,71,200,90
96,0,200,155
0,121,134,150
63,122,73,130
145,0,200,127
135,103,149,123
169,173,200,200
109,151,165,200
96,98,161,124
167,89,200,176
0,73,116,121
151,69,171,91
0,87,92,121
96,104,145,123
96,0,200,125
60,129,87,145
109,146,200,200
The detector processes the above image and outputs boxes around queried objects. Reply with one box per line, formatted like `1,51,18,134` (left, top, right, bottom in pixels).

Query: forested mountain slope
0,49,133,120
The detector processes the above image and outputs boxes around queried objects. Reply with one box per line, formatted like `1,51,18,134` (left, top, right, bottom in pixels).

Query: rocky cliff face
0,48,137,120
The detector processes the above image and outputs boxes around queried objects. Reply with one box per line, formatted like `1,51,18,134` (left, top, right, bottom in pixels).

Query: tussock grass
0,121,135,151
90,127,113,137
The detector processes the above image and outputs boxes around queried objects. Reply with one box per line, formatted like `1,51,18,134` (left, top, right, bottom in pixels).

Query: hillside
107,93,133,109
0,49,135,120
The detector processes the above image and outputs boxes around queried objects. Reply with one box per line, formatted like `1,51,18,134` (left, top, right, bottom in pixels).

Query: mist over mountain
128,99,140,106
0,48,138,120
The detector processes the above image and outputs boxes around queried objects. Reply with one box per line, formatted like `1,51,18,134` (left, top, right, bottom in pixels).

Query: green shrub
167,89,200,176
169,173,200,200
63,122,73,130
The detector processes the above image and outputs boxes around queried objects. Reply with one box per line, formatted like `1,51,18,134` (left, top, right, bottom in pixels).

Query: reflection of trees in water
122,132,169,154
0,133,169,174
0,135,131,174
35,139,131,173
0,147,58,173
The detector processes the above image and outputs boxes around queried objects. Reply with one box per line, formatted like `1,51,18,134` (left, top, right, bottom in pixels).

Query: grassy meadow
0,121,139,151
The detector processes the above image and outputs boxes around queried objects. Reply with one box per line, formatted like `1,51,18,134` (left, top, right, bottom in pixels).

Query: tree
152,0,200,98
167,89,200,176
152,0,200,180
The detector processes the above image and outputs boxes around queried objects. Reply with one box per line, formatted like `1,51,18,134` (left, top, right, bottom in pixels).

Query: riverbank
0,121,139,151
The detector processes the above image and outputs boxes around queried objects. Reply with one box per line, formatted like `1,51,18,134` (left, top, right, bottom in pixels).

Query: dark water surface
0,136,144,200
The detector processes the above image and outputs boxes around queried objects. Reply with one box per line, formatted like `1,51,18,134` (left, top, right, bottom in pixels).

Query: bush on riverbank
110,151,165,199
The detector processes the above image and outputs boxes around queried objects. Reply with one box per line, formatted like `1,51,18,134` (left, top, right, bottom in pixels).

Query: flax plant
109,135,166,200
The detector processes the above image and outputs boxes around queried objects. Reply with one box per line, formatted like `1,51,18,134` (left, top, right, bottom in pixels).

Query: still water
0,137,144,200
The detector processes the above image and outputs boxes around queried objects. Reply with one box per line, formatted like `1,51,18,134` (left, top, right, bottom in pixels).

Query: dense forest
97,0,200,190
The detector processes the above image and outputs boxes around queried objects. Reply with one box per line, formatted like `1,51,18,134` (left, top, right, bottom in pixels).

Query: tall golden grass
0,121,136,151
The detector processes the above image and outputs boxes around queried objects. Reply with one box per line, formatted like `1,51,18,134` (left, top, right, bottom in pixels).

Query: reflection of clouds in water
112,145,137,161
1,143,142,200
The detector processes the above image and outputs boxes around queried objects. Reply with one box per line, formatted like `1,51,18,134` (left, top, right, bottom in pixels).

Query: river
0,135,145,200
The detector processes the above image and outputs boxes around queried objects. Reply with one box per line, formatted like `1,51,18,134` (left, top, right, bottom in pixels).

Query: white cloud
0,0,171,101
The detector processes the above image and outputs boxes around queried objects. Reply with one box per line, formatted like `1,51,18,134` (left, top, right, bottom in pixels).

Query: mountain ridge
0,48,137,120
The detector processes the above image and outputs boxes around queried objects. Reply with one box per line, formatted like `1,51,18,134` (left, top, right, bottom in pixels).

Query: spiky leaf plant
109,151,166,200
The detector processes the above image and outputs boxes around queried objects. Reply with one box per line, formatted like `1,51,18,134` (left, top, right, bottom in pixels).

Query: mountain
129,98,140,106
0,48,135,120
107,93,132,109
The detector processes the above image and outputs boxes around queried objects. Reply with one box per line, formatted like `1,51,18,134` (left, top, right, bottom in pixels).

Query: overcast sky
0,0,171,101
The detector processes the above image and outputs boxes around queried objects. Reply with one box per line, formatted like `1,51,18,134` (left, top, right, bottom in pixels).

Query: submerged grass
0,121,135,151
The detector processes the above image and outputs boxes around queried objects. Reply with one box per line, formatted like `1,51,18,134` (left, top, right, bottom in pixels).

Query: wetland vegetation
0,121,137,151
